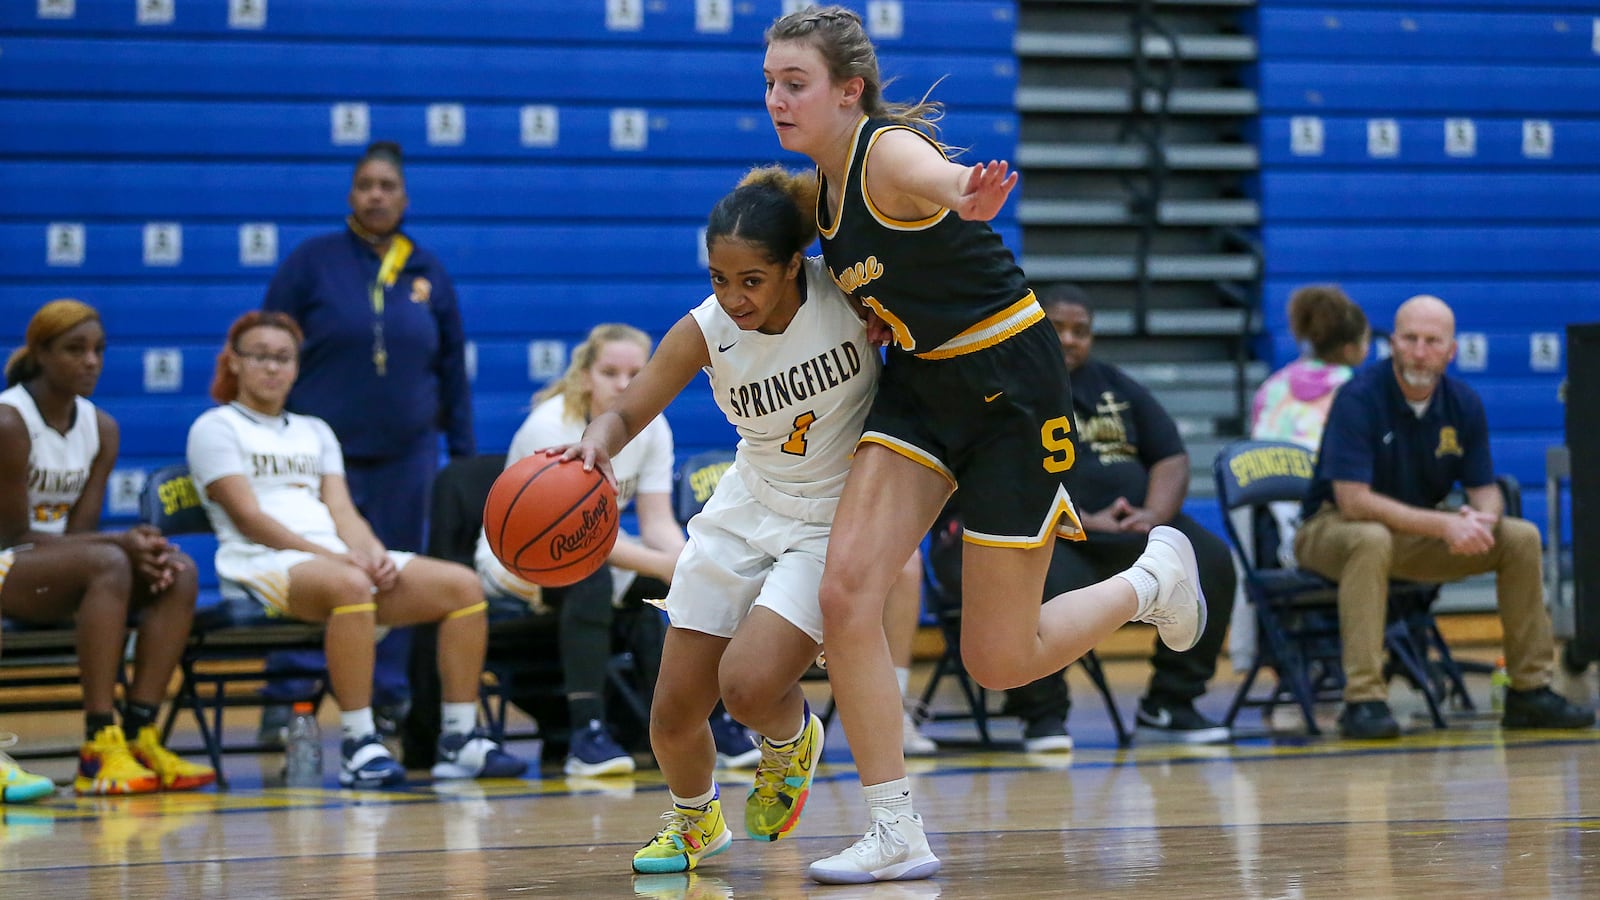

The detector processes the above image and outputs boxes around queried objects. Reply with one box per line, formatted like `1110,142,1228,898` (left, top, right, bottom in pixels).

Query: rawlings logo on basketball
485,455,622,588
549,494,615,560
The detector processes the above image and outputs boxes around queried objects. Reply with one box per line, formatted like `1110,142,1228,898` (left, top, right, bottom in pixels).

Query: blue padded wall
0,0,1020,568
1250,2,1600,540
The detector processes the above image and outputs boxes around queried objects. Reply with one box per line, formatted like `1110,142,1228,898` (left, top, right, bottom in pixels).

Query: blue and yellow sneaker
632,792,731,874
1,734,55,803
432,728,528,780
744,703,824,841
339,733,406,789
75,724,159,795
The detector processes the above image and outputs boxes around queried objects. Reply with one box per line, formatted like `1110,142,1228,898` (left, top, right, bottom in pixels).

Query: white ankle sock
769,705,809,747
441,702,477,736
863,776,914,819
1119,565,1160,617
895,666,911,697
672,786,717,810
340,707,375,741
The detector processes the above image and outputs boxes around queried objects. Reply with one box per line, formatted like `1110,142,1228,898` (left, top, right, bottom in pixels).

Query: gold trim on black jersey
817,117,873,242
961,486,1087,548
914,293,1043,360
861,126,951,232
856,431,958,488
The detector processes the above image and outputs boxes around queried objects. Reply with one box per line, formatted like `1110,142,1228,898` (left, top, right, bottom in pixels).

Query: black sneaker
1502,686,1595,730
563,719,636,777
710,711,760,769
1020,716,1073,753
256,704,291,749
1338,700,1401,740
373,700,412,739
1135,699,1231,744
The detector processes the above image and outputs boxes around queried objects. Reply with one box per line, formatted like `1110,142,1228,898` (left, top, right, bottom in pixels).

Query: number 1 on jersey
782,411,817,456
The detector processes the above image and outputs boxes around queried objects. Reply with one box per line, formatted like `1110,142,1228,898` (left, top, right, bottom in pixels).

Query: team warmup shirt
186,403,348,552
0,384,100,536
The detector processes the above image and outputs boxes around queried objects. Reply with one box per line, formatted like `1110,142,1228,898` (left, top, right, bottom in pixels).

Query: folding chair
1213,440,1476,735
142,463,326,787
918,526,1133,748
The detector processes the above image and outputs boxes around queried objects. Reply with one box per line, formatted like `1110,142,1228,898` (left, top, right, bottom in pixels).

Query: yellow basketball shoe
130,725,217,791
744,703,824,841
75,725,159,795
632,793,731,874
0,733,55,803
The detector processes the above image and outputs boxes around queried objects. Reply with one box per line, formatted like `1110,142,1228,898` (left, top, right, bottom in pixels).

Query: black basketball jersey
817,116,1034,359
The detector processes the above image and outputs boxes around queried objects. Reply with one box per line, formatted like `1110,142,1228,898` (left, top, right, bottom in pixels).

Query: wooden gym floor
1,643,1597,898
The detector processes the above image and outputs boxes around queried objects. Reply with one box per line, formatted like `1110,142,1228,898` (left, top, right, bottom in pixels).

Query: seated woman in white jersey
0,299,215,797
552,168,876,875
474,322,689,778
185,310,524,788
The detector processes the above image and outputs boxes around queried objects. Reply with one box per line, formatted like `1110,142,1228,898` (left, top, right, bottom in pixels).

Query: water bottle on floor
1490,656,1511,714
284,701,324,788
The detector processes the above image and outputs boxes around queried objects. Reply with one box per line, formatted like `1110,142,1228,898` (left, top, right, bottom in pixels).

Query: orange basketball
482,454,620,588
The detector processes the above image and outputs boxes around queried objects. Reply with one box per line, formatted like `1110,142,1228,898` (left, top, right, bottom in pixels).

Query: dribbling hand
547,443,618,491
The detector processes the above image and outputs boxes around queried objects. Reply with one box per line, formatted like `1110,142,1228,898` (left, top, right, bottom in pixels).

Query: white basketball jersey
0,384,100,535
186,404,345,552
691,256,879,497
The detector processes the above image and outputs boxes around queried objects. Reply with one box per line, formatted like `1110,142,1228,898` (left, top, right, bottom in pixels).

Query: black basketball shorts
859,318,1085,547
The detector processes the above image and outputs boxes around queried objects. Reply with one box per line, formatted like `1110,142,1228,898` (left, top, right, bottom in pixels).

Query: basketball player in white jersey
0,298,215,796
186,310,524,788
555,168,875,875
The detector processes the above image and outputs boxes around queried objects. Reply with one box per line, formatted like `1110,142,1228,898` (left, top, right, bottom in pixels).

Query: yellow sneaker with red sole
75,725,159,795
130,725,216,791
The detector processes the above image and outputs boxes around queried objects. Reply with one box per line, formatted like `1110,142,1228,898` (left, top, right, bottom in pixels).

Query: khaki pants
1294,505,1554,703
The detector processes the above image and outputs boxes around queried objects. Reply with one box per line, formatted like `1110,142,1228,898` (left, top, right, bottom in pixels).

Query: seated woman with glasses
185,310,525,788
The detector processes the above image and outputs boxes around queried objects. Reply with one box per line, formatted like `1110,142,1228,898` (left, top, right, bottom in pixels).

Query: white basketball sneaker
1129,525,1206,652
808,809,941,884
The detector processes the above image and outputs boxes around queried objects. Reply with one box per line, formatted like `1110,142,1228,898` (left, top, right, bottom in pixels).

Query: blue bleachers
1256,62,1600,114
1249,1,1596,545
1260,280,1600,332
0,221,1022,279
1266,332,1569,378
1256,116,1600,167
0,38,1014,109
1256,173,1600,222
1261,226,1600,276
0,281,711,340
1255,9,1597,62
0,99,1019,165
2,0,1017,52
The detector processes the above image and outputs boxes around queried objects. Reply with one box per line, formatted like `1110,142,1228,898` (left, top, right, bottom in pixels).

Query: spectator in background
475,323,684,778
258,140,475,742
929,285,1237,746
0,299,215,795
1251,285,1371,450
187,310,522,787
1295,294,1593,739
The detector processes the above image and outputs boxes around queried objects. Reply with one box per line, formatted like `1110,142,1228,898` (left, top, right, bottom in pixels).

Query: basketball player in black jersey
764,6,1207,884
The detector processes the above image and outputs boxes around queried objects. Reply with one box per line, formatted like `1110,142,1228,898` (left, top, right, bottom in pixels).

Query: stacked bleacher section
1250,0,1600,543
0,0,1020,606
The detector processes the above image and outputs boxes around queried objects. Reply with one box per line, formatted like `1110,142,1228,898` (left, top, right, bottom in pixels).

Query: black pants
401,566,667,764
932,513,1236,723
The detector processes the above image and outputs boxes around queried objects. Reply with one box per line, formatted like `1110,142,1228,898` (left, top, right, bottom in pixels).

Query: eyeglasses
235,351,297,368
